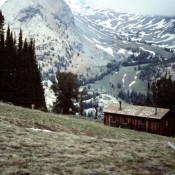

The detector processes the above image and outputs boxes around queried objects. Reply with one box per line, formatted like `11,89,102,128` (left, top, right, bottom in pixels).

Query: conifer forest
0,11,46,110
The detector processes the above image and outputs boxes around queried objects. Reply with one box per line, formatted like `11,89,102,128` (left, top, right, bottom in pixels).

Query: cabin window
111,116,116,122
140,119,145,125
165,121,168,126
123,117,128,124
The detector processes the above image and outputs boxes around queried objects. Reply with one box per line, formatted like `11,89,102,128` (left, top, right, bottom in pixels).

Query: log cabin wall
104,111,175,137
161,113,175,137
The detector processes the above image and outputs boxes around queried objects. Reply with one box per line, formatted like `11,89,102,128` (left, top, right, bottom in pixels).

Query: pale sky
82,0,175,16
0,0,6,7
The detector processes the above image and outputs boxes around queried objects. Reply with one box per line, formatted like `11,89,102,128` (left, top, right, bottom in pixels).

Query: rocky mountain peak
2,0,74,29
1,0,175,85
1,0,87,81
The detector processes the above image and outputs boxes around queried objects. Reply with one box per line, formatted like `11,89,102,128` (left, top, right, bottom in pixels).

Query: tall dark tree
1,25,13,102
0,10,4,53
52,72,80,114
0,10,4,36
0,10,5,99
28,39,46,110
0,11,46,110
151,77,175,111
0,11,4,52
145,82,153,106
15,29,25,105
20,38,32,106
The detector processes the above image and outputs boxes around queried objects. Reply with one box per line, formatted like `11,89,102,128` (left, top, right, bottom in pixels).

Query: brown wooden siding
104,112,175,137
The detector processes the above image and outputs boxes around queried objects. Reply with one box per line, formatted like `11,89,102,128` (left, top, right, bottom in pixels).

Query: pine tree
151,77,175,110
28,39,46,110
52,72,80,114
145,82,153,106
21,38,32,106
10,32,18,104
0,12,46,110
2,25,13,102
15,29,25,105
0,10,5,100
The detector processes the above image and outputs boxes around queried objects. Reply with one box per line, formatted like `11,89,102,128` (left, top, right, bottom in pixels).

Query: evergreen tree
151,77,175,110
0,10,5,99
21,38,33,106
2,25,13,102
28,39,46,110
0,11,46,110
16,29,25,105
145,82,153,106
52,72,80,114
10,32,18,104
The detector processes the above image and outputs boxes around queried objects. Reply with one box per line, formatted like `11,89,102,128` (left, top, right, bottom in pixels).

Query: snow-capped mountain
1,0,175,83
65,0,175,104
66,0,175,51
1,0,175,110
0,0,117,81
2,0,174,83
0,0,75,78
65,0,175,84
66,0,175,84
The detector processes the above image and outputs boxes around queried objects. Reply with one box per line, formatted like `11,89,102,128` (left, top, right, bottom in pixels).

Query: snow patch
96,44,114,57
139,47,155,56
122,74,126,87
129,81,136,87
160,33,175,42
92,38,101,43
153,19,165,29
98,19,112,29
168,142,175,150
117,49,126,54
82,35,94,43
28,128,53,133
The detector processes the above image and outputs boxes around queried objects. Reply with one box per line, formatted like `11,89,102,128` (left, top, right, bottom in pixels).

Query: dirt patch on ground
128,163,167,175
33,122,57,132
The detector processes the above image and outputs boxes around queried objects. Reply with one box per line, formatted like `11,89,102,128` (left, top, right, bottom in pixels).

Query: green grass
87,65,147,97
0,102,175,175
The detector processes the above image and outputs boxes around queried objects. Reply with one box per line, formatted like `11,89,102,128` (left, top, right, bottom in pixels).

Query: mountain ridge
67,0,175,51
1,0,175,83
1,0,93,80
1,0,175,91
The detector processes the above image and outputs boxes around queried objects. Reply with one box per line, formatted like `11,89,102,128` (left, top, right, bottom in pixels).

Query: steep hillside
0,102,175,174
1,0,175,83
65,0,175,101
1,0,175,107
67,0,175,51
0,0,116,80
1,0,78,79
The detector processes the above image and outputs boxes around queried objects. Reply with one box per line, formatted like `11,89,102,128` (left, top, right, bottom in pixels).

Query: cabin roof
103,103,170,119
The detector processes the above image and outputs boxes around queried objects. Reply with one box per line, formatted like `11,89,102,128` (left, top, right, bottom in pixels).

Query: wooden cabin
103,103,175,137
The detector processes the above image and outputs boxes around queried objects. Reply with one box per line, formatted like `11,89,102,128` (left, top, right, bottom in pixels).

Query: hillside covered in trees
0,11,46,110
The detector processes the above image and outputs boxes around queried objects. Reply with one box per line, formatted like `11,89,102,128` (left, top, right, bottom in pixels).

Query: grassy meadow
86,65,147,98
0,102,175,175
